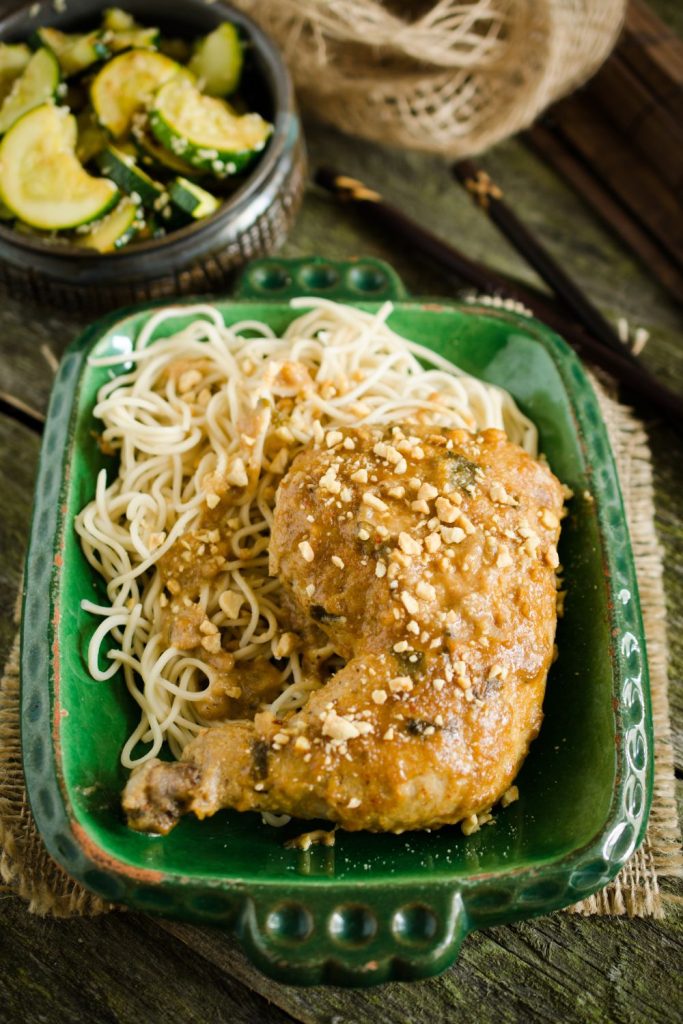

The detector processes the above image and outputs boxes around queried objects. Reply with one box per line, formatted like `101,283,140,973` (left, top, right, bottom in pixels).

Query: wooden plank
0,29,681,1020
548,95,683,272
156,900,683,1024
525,124,683,304
0,896,297,1024
0,299,86,418
587,54,683,191
0,414,40,668
620,0,683,122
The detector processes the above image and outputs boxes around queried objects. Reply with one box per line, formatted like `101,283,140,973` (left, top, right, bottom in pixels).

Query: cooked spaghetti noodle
76,298,537,776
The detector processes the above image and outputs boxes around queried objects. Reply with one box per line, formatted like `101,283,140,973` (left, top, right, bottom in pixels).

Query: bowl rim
0,0,296,262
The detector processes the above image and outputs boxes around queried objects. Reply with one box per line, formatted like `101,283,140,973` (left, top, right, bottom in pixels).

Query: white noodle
77,298,537,788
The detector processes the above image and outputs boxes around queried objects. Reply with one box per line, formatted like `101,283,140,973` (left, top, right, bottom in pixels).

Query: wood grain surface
1,3,682,1020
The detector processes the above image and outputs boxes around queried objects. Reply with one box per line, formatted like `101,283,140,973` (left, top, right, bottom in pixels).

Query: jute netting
232,0,625,155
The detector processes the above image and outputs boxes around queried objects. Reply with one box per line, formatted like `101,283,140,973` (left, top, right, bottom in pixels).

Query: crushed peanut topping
540,508,560,529
388,676,414,693
496,548,513,569
324,710,374,743
273,632,299,658
461,814,480,836
417,482,438,501
298,540,315,562
398,531,422,556
200,634,221,654
501,785,519,807
362,492,388,513
320,465,342,494
226,457,249,488
490,481,518,505
416,581,436,601
441,526,466,545
219,591,243,619
436,497,459,523
425,532,441,553
401,591,419,615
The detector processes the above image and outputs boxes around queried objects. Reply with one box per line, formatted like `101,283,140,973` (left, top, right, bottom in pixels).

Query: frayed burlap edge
567,378,682,916
0,626,109,916
0,380,679,919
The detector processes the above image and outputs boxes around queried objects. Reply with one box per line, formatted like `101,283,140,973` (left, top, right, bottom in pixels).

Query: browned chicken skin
123,425,564,835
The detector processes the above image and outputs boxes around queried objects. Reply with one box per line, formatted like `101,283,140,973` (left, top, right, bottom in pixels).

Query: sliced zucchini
101,8,159,52
188,22,243,98
0,43,31,105
75,196,143,252
91,49,189,138
131,112,205,177
0,48,60,136
33,27,110,77
102,8,135,33
149,77,271,177
108,27,159,53
75,107,108,163
169,177,220,220
97,144,168,208
0,197,14,220
0,103,119,229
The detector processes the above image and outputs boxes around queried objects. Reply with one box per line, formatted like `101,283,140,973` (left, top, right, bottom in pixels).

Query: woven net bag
232,0,625,156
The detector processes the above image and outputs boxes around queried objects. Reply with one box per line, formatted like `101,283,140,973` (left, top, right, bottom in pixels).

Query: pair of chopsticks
314,165,683,426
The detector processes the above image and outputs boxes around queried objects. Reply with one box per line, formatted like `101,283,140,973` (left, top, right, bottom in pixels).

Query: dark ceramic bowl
0,0,305,310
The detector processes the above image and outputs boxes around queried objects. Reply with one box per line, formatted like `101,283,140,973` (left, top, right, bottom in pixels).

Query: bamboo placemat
0,377,680,919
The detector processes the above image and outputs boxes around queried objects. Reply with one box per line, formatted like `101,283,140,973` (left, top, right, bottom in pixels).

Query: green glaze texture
21,257,652,986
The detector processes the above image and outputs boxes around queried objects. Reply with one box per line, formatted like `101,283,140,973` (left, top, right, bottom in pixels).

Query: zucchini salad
0,9,272,251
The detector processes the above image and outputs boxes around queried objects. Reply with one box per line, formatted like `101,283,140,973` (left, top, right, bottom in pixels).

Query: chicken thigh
123,425,564,834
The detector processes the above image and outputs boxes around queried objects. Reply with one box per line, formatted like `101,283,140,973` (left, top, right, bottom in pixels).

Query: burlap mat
231,0,625,157
0,378,680,919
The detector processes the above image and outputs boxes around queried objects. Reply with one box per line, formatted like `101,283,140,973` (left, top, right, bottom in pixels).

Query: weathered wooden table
1,19,682,1024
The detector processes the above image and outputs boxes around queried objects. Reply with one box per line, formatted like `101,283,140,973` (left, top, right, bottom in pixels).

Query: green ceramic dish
21,257,652,986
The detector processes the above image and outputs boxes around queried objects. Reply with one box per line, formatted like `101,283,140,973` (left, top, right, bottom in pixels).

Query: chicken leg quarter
123,425,564,834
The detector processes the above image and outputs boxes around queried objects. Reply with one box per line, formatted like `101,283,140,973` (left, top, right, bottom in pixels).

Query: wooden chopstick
452,159,644,362
313,166,683,426
313,168,560,315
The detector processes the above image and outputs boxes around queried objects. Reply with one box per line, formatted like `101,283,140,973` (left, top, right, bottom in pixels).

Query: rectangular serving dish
21,257,652,986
